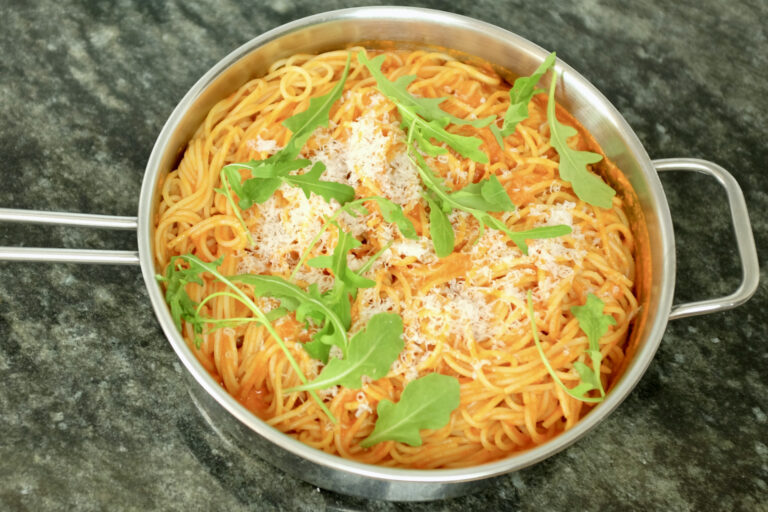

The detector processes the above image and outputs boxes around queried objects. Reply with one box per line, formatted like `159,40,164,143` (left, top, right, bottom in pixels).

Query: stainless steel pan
0,7,759,502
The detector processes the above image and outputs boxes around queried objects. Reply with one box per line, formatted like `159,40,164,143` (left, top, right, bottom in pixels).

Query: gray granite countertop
1,1,766,510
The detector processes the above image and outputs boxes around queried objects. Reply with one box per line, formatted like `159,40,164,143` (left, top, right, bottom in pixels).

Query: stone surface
1,0,766,510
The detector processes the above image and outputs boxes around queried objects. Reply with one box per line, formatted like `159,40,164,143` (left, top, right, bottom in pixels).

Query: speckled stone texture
1,0,766,510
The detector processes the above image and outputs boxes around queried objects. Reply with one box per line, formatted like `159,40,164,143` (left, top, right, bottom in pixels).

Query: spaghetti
154,47,641,468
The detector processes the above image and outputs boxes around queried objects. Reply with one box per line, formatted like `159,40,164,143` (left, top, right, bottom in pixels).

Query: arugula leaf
407,116,489,163
308,225,376,298
357,52,495,129
425,193,454,258
281,55,352,158
571,360,604,397
158,256,215,342
526,291,603,403
547,71,616,209
478,214,572,255
367,196,418,240
491,52,556,148
305,226,380,361
232,225,382,363
288,313,404,392
283,161,356,204
358,51,491,163
166,255,338,423
360,373,461,448
239,177,283,208
220,54,353,209
223,159,308,210
303,331,335,362
228,274,350,359
224,158,354,210
448,175,515,212
571,293,616,398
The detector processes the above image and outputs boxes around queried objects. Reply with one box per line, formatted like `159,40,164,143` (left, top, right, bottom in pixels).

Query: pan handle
0,208,140,265
654,158,759,320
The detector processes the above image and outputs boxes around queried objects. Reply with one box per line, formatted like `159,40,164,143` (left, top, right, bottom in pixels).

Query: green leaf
494,52,556,148
224,158,310,181
448,175,515,212
230,157,356,208
526,291,604,403
300,223,394,363
481,215,573,255
361,373,461,448
238,177,283,209
308,226,376,298
229,274,349,359
222,159,306,209
425,194,454,258
357,52,494,129
367,196,418,240
306,255,332,268
307,228,373,362
572,359,602,396
456,114,496,129
289,313,404,392
571,294,616,350
158,256,213,343
358,51,490,164
412,150,451,197
291,225,384,362
510,224,573,245
411,129,449,157
303,337,332,362
405,113,489,163
283,161,356,204
221,166,246,198
571,293,616,397
280,54,352,160
547,71,615,208
229,275,323,323
481,176,515,209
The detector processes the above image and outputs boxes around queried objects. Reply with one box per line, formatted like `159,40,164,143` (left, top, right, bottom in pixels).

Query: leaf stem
358,241,393,275
526,291,602,403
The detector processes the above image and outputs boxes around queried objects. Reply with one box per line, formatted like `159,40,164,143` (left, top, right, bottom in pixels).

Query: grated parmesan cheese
354,391,373,417
309,98,421,209
328,345,344,361
351,287,395,333
318,385,340,400
243,183,337,277
246,136,281,155
526,202,587,299
389,236,437,264
345,107,421,207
